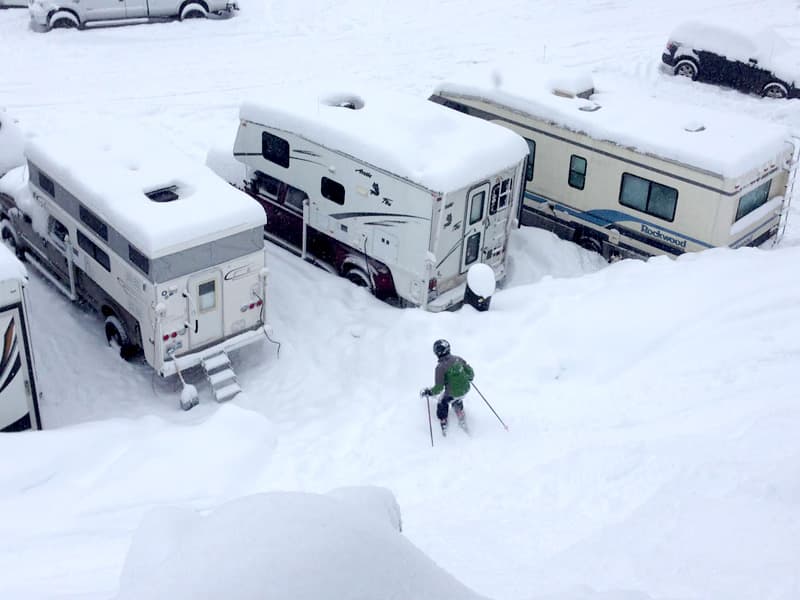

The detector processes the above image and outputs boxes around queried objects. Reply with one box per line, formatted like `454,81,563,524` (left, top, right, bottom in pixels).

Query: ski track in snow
2,1,800,599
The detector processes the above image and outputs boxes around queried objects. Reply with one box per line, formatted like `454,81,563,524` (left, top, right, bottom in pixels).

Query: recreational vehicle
0,132,269,409
0,242,41,431
429,70,797,260
214,90,529,311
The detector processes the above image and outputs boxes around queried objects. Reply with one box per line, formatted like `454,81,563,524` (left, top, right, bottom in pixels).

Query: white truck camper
0,243,41,431
0,132,269,410
430,69,798,260
212,89,529,311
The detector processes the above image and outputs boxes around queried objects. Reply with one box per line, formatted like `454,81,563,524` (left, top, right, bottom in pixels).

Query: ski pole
471,382,508,431
422,391,434,447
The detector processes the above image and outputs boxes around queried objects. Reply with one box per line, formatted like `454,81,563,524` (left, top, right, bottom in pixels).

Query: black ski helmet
433,339,450,358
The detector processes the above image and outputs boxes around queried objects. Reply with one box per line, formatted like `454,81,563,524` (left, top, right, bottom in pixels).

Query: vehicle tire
576,234,602,255
179,2,208,20
344,267,370,288
48,10,79,29
673,58,699,81
761,82,788,99
104,315,138,361
0,219,25,261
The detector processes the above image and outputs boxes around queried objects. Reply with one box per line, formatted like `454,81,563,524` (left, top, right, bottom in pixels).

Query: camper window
77,230,110,272
128,245,150,276
261,132,290,169
469,191,485,225
568,155,587,190
38,172,55,197
79,206,109,241
285,185,308,213
48,217,69,250
525,139,536,182
255,171,281,199
464,232,481,265
619,173,678,222
198,280,216,312
321,177,345,205
735,180,771,221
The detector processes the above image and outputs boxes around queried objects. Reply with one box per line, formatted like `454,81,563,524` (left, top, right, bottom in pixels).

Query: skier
421,339,474,435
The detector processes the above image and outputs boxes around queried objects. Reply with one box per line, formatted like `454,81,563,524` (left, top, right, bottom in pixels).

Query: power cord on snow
254,291,281,358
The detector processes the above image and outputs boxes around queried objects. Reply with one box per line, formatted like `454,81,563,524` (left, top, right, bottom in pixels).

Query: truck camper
212,89,529,311
0,131,269,409
0,242,41,431
430,69,797,260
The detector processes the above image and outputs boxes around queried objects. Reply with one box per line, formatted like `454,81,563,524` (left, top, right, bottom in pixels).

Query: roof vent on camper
321,93,365,110
145,185,180,203
684,121,706,133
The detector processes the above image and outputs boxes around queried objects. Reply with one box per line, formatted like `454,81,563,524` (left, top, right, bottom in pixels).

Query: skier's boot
455,405,467,432
440,418,448,436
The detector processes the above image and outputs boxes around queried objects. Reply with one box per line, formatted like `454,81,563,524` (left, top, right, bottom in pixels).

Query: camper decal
370,183,380,196
0,316,21,395
355,168,372,178
640,224,687,249
382,197,393,207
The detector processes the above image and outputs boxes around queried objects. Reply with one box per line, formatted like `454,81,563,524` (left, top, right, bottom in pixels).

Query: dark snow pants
436,395,464,421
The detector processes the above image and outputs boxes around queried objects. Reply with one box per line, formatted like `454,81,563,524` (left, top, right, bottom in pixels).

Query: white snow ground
1,1,800,599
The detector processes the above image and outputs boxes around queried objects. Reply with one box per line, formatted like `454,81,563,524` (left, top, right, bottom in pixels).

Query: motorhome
213,89,529,311
0,132,269,409
429,70,797,260
0,242,41,431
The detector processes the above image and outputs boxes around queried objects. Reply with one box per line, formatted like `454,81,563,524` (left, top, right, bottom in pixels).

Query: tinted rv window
285,185,308,213
254,171,281,198
469,190,485,225
321,177,345,205
735,180,771,221
619,173,678,222
464,232,481,265
525,139,536,181
261,132,290,168
79,206,109,241
38,172,55,197
568,155,587,190
77,230,110,272
128,245,149,275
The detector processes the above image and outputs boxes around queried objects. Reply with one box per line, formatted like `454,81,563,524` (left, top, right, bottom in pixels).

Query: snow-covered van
28,0,237,31
212,89,529,311
0,243,41,432
430,69,797,260
0,131,269,409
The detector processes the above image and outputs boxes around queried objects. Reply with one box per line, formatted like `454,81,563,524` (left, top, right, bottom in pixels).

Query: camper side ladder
202,350,242,402
775,137,800,245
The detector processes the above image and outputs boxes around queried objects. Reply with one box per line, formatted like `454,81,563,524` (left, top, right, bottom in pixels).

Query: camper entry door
187,271,223,349
460,183,489,273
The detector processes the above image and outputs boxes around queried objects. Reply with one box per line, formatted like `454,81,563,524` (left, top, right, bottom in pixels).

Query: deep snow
1,1,800,599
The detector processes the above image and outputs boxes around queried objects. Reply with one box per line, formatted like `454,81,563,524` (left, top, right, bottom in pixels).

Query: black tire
104,315,138,361
673,58,699,81
345,267,370,288
761,82,788,99
49,10,79,29
576,234,602,255
1,220,25,261
179,2,208,19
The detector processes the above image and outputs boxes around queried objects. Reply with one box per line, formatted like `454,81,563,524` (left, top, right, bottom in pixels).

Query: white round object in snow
467,263,496,297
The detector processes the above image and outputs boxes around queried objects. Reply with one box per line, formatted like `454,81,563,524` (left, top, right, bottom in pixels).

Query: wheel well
101,305,115,318
48,8,80,25
179,0,209,13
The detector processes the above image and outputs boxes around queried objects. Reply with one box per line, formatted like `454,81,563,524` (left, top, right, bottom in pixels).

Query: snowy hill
1,1,800,599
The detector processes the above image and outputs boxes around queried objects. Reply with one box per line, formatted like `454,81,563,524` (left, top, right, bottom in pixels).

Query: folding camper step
214,382,242,403
208,368,236,388
202,352,231,373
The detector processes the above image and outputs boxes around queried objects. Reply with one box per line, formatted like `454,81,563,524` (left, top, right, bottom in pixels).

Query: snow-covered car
28,0,238,31
0,0,28,8
661,21,800,99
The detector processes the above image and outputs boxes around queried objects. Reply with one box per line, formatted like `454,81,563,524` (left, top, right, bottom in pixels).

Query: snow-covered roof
669,21,800,84
24,130,265,258
433,67,792,179
0,110,25,177
239,89,529,193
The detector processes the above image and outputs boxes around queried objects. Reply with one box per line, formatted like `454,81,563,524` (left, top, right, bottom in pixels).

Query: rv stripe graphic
0,317,21,396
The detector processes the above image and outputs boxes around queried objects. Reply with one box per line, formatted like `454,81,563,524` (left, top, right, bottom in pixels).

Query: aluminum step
208,368,236,388
214,382,242,403
202,352,231,373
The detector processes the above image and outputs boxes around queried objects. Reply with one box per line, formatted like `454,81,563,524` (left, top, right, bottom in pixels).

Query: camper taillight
240,299,263,312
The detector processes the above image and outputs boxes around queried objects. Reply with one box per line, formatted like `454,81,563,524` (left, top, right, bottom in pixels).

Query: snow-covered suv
29,0,237,31
662,21,800,99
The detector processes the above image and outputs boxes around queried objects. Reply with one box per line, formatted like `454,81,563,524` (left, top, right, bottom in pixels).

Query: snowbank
116,489,485,600
0,238,26,282
434,65,792,179
240,87,529,193
0,110,25,176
